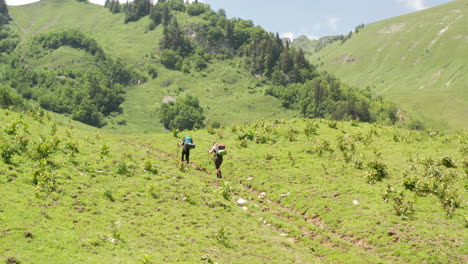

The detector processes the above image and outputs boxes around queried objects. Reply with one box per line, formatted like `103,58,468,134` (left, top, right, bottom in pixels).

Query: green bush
159,95,205,130
366,160,388,184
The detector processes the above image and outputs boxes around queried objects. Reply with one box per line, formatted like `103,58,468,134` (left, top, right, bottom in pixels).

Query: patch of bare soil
162,96,176,103
378,23,406,34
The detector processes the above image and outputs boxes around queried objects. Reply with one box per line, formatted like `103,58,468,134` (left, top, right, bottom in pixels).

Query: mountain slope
0,108,466,263
308,0,467,130
8,0,296,133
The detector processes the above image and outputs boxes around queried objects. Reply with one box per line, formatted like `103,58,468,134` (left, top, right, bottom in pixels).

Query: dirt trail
127,140,396,262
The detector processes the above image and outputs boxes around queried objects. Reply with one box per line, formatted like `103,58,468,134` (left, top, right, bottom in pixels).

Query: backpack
184,137,196,149
216,145,227,156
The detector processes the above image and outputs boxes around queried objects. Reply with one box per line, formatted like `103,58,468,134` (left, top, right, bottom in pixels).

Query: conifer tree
0,0,11,25
294,48,308,70
112,0,121,13
279,46,293,73
161,3,171,26
108,0,115,12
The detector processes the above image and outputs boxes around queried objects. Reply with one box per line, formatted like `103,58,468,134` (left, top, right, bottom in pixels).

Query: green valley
0,0,466,263
303,0,467,130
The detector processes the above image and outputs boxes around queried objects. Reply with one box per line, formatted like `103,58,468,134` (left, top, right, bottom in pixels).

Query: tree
217,8,226,18
0,0,11,25
161,3,171,26
169,0,185,12
111,0,121,14
160,17,192,56
159,49,182,70
186,2,209,16
159,95,205,130
279,47,293,73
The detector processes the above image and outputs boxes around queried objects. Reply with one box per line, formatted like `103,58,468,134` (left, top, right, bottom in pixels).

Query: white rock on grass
236,198,247,205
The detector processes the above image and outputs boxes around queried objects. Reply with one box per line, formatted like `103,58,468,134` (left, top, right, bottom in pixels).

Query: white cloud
397,0,428,11
326,17,341,31
280,32,295,42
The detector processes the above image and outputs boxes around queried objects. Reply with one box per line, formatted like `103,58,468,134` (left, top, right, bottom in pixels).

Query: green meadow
305,0,467,130
0,0,466,263
0,109,466,263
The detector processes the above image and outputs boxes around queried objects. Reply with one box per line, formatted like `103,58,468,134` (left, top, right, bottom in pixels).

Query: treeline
102,0,395,125
315,24,366,52
266,73,397,124
1,29,142,127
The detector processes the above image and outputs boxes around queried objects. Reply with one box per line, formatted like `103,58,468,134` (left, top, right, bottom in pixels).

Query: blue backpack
184,137,196,149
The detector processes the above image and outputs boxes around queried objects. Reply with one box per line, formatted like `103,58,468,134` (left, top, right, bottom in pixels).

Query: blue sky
7,0,454,40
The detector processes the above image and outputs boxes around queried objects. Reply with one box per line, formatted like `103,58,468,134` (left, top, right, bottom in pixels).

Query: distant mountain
306,0,467,130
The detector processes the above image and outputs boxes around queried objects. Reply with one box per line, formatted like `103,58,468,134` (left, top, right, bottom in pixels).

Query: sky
6,0,454,40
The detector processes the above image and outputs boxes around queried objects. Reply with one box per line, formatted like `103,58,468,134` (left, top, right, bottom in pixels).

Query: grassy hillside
0,108,466,263
8,0,296,133
307,0,467,130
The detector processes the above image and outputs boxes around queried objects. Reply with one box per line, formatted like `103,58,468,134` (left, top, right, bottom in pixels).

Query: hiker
179,136,195,164
208,142,226,178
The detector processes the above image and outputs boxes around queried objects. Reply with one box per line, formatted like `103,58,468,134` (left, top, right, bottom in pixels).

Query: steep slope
308,0,467,130
8,0,296,133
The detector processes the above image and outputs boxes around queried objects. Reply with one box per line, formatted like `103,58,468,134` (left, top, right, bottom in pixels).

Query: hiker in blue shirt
179,136,195,164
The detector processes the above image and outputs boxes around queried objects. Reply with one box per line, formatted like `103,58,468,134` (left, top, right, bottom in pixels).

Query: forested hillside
4,0,398,132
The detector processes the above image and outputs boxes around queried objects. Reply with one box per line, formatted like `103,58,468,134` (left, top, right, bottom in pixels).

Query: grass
306,0,468,130
0,109,320,263
0,107,466,263
105,59,296,134
9,0,296,134
1,1,466,262
149,119,467,263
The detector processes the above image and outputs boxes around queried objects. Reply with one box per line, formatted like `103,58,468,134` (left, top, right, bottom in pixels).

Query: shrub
0,141,18,164
304,121,318,136
144,158,158,174
382,185,414,220
366,160,388,184
104,190,115,202
216,227,231,248
440,156,456,168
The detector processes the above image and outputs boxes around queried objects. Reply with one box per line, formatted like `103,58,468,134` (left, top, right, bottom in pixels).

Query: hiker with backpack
208,142,226,178
179,136,195,164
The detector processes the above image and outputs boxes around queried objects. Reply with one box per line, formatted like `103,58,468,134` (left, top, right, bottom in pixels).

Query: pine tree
108,0,115,12
279,46,293,73
294,48,308,70
0,0,11,24
112,0,121,13
161,3,171,26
